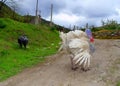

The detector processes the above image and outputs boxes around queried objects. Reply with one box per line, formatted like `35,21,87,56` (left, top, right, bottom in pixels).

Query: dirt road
0,39,120,86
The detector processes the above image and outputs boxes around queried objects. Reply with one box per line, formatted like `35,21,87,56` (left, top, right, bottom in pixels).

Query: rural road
0,39,120,86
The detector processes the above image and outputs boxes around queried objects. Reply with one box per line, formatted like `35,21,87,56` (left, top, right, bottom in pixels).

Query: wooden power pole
35,0,39,24
86,23,88,29
50,4,53,26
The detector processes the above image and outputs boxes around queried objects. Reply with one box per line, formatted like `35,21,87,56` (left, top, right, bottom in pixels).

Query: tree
0,0,20,19
8,0,19,19
0,0,7,11
101,19,118,30
0,0,18,12
101,19,105,26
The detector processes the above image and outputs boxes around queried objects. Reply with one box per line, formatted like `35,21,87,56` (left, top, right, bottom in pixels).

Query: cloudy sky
12,0,120,28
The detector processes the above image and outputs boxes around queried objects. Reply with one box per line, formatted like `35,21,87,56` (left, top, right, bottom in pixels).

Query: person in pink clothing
85,28,95,53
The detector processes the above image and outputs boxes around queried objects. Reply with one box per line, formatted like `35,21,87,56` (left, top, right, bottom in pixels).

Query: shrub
50,26,56,31
0,20,6,28
0,50,9,56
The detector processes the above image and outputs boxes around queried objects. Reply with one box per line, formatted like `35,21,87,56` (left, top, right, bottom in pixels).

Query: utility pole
86,23,88,29
50,4,53,26
38,10,41,23
35,0,39,24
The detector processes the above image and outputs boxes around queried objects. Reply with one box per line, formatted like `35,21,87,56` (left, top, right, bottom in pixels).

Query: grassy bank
117,81,120,86
0,18,60,81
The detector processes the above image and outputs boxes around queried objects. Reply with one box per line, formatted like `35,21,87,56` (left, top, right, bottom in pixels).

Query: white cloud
54,13,79,24
116,8,120,15
46,12,80,27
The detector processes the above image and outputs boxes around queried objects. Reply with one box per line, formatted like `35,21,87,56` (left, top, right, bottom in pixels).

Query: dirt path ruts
0,39,120,86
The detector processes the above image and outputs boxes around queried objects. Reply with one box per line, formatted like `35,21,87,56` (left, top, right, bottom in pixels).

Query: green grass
117,81,120,86
0,18,60,81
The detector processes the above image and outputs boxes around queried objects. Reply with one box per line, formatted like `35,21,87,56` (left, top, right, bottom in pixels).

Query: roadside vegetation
117,81,120,86
0,18,60,81
92,20,120,39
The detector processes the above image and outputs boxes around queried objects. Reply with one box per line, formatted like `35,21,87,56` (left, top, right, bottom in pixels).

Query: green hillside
0,18,60,81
